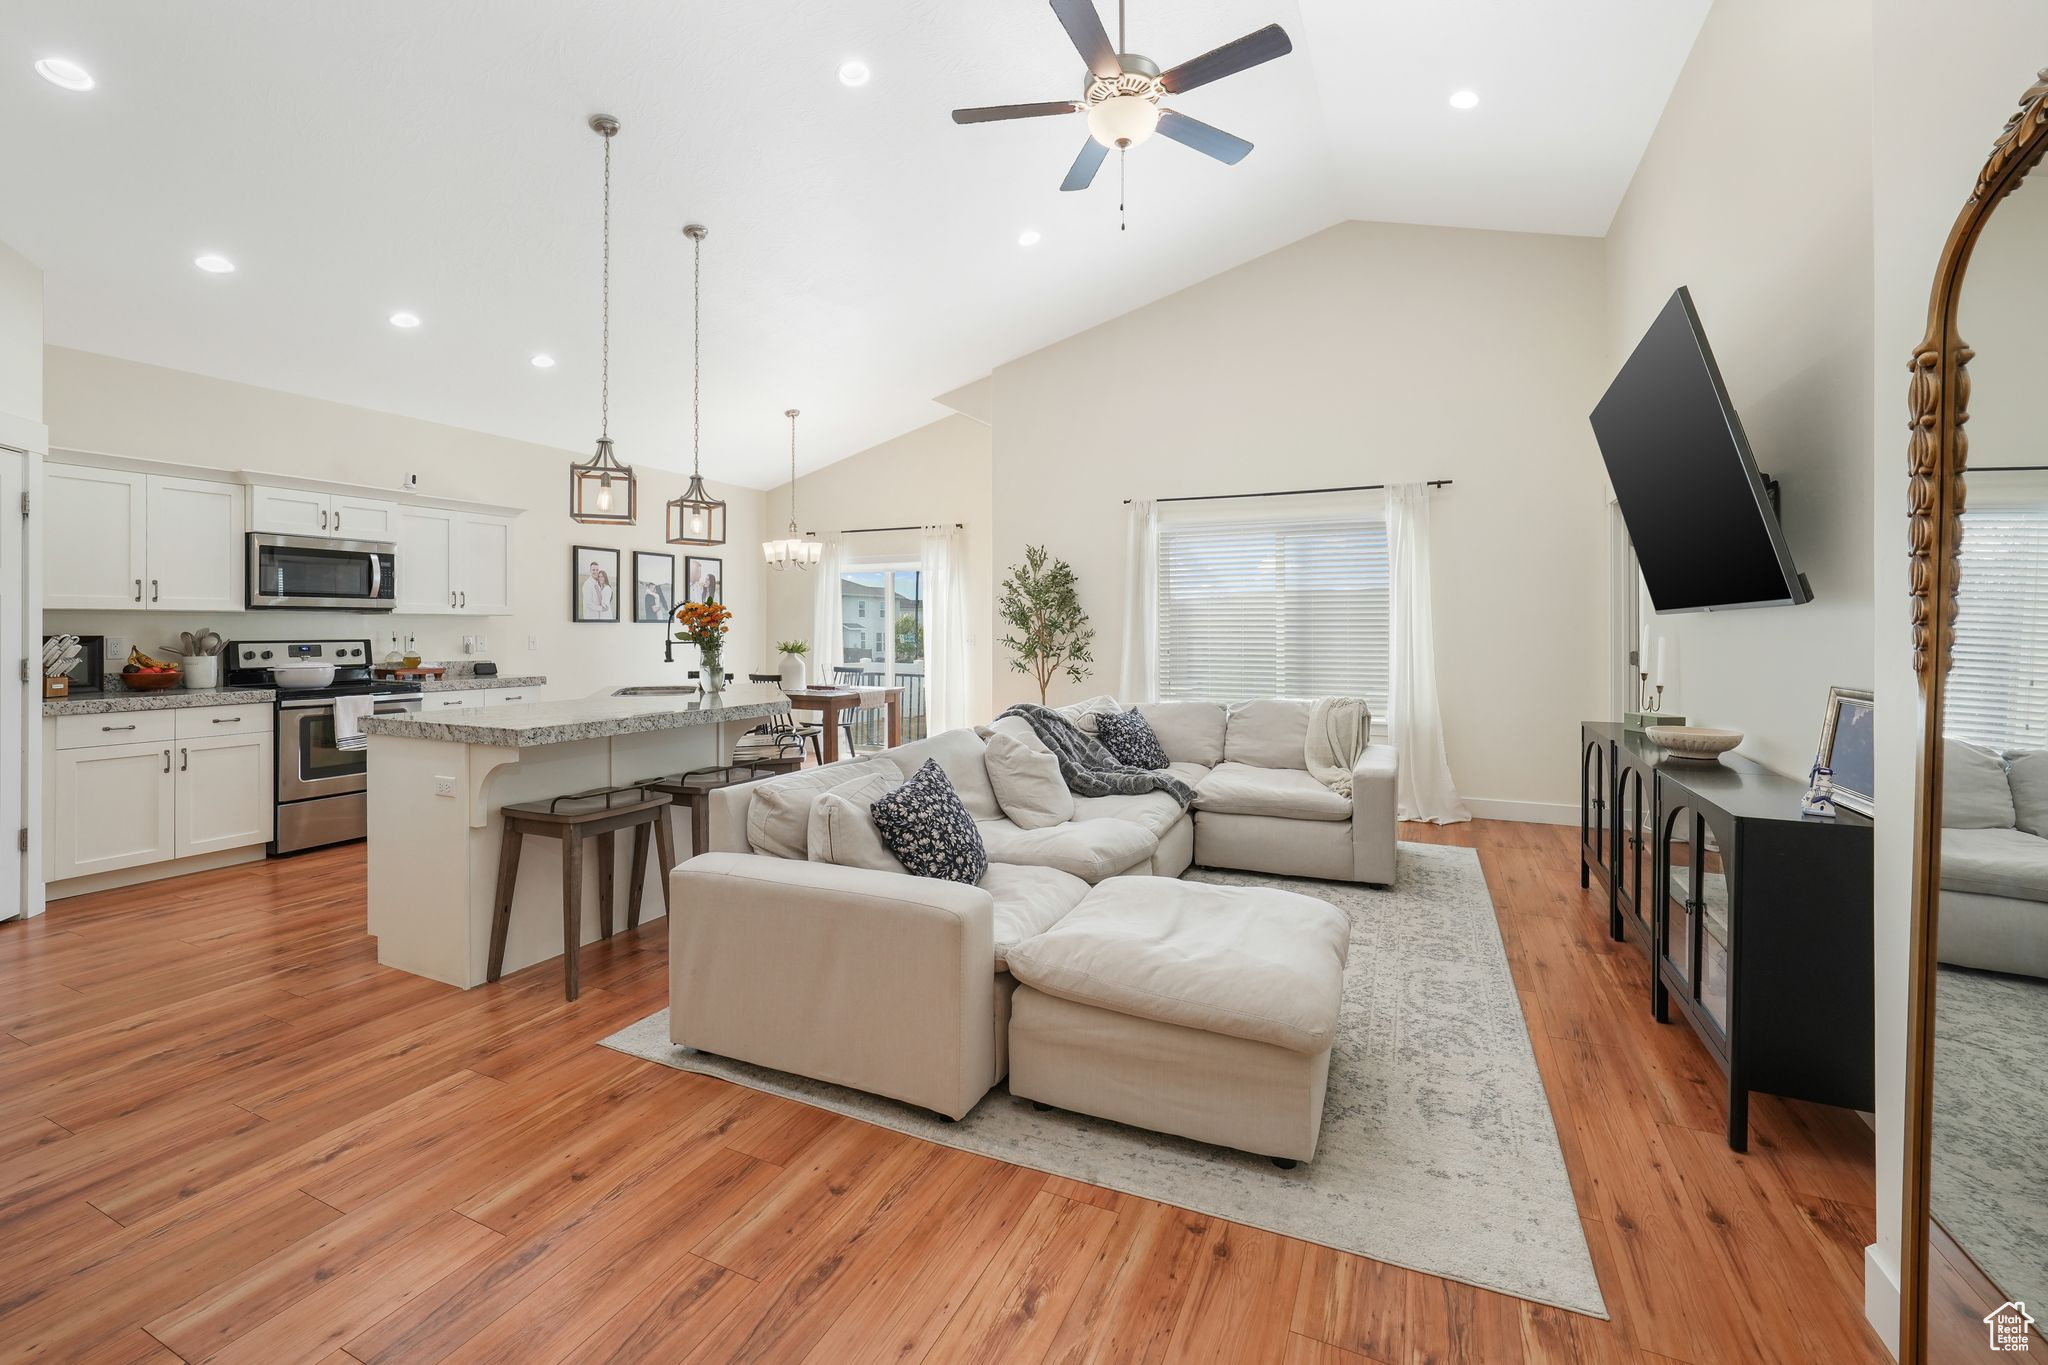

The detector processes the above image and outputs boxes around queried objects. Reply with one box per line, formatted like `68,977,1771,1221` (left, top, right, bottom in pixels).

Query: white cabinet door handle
162,749,171,774
180,747,188,772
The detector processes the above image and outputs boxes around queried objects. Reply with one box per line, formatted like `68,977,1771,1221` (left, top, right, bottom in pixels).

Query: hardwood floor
0,821,1893,1364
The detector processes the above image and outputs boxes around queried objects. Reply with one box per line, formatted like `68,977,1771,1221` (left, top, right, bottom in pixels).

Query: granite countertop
44,686,278,717
416,674,547,693
360,683,790,748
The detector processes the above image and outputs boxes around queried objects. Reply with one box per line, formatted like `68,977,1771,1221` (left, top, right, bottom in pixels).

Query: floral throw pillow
869,759,989,883
1095,710,1170,770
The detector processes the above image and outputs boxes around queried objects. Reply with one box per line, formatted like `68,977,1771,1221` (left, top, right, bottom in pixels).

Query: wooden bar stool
489,785,673,1000
645,760,805,859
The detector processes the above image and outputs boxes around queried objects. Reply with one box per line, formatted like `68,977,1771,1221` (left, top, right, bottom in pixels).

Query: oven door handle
277,692,424,711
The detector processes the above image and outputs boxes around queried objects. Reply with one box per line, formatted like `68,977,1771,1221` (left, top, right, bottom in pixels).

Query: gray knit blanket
998,704,1196,807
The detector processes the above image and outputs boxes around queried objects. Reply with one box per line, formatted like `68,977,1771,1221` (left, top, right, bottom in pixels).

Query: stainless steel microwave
246,533,397,611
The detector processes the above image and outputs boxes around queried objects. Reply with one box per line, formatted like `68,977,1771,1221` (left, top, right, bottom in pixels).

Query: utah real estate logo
1985,1300,2035,1352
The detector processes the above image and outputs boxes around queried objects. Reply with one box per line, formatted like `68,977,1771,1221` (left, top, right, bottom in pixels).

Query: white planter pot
778,653,808,690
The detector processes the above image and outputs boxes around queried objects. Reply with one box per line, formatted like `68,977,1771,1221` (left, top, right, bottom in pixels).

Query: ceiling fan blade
1158,23,1292,94
1060,138,1110,191
1050,0,1121,79
952,100,1079,124
1157,110,1253,165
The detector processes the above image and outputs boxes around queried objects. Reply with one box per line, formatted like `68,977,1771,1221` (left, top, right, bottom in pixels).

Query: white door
0,453,20,917
331,494,399,542
248,485,331,536
148,476,245,612
48,741,177,878
44,464,148,610
175,732,273,856
456,514,513,615
395,507,456,613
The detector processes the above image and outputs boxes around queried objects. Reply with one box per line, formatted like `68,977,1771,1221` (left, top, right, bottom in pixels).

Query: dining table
783,685,904,762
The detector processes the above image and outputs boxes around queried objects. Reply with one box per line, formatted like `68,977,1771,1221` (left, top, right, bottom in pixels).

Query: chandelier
762,408,821,570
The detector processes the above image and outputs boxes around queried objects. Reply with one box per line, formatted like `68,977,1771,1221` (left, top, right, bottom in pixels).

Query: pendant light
762,408,822,569
666,224,727,545
569,114,638,525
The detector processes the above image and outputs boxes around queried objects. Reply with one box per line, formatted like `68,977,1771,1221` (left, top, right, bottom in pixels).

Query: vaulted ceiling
0,0,1708,485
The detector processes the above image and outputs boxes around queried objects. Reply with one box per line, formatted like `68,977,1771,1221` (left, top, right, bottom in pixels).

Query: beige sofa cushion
1944,738,2016,830
1137,702,1227,768
1055,695,1123,734
746,756,903,860
976,815,1157,883
981,863,1091,968
1004,878,1351,1054
806,772,906,873
985,730,1075,831
1195,762,1351,822
984,713,1046,749
1070,790,1188,840
883,728,1003,821
1222,699,1312,770
1166,760,1212,786
1941,826,2048,901
2008,750,2048,839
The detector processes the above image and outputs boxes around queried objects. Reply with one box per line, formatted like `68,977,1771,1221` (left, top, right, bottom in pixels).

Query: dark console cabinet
1578,722,1873,1150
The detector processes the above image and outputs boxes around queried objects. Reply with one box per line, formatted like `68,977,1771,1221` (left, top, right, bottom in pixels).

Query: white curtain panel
920,525,970,733
1387,483,1470,824
1118,498,1159,703
812,539,842,674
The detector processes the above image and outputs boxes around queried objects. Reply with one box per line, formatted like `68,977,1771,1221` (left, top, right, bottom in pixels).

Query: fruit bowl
119,670,183,692
1646,725,1743,760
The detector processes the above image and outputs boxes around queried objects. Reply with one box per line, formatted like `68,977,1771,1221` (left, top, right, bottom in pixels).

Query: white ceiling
0,0,1708,487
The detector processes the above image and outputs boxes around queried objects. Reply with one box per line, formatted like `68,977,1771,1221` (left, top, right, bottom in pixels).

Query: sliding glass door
838,565,926,747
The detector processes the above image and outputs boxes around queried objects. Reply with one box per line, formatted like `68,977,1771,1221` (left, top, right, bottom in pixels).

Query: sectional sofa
1940,737,2048,979
669,697,1398,1131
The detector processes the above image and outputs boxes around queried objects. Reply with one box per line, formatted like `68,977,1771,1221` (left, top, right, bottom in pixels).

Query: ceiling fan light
1087,95,1160,149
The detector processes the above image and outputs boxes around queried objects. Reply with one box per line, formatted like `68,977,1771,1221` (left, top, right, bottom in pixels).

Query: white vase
778,653,808,690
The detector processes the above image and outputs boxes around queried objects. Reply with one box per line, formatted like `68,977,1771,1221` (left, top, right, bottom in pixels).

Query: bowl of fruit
120,647,183,691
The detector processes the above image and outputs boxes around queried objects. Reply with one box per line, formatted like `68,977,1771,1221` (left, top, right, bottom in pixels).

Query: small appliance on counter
226,637,424,854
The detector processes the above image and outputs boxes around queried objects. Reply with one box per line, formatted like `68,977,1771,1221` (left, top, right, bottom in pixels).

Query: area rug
1933,964,2048,1310
602,843,1608,1317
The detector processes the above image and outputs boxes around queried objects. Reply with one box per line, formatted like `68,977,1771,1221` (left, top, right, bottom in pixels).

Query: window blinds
1154,512,1390,711
1949,505,2048,751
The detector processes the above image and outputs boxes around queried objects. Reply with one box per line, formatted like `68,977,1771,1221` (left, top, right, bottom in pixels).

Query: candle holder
1623,675,1687,732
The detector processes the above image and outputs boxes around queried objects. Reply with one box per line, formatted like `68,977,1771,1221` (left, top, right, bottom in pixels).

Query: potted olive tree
999,544,1095,704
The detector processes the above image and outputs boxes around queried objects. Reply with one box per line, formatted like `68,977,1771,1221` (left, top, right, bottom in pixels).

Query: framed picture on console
571,545,621,623
1814,686,1874,816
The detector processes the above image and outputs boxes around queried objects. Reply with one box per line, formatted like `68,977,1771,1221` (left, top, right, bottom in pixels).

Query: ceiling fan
952,0,1292,193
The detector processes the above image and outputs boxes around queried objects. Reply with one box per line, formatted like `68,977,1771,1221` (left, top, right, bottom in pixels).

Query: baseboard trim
1864,1242,1901,1360
1460,798,1577,826
47,845,268,900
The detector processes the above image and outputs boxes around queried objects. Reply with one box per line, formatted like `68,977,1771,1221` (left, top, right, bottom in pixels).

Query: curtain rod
1121,480,1452,506
836,522,965,534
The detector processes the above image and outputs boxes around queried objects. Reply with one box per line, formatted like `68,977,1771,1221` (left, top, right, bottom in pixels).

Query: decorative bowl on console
1645,725,1743,761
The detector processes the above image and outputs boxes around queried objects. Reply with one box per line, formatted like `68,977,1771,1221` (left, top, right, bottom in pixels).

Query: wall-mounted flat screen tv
1590,287,1811,612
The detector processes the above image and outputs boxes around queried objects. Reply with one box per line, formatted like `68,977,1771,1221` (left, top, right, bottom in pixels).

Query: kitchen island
360,685,790,988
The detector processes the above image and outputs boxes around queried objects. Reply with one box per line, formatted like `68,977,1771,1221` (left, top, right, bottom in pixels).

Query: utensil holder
182,655,220,690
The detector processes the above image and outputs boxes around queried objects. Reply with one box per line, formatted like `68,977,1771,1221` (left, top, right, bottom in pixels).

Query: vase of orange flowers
674,598,732,693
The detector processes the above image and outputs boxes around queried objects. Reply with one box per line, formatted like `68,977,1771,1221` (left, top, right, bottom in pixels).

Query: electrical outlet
527,634,539,652
433,776,456,798
476,634,487,653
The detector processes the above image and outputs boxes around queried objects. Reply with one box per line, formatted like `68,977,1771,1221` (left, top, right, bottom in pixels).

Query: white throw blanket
1307,697,1371,796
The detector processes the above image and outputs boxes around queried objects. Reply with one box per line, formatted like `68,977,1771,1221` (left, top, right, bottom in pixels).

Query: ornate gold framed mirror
1902,69,2048,1363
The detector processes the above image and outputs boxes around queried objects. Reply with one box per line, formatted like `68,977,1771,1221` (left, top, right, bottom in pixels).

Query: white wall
989,220,1612,818
762,414,994,719
0,239,41,425
1599,0,1876,779
1868,8,2048,1353
40,346,770,700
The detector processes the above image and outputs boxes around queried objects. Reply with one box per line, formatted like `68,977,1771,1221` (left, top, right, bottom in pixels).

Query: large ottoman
1003,877,1351,1163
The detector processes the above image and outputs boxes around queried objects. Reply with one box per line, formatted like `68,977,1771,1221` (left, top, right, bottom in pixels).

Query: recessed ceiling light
1017,230,1042,247
1449,89,1480,110
193,254,236,274
389,312,421,329
34,57,94,92
530,353,556,368
838,60,870,87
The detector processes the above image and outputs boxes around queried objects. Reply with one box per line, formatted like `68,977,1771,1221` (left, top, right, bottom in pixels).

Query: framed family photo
571,546,621,623
1815,685,1874,816
633,551,676,624
685,555,723,605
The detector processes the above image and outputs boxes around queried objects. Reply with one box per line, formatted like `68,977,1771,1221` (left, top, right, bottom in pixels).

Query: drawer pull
211,717,243,724
101,724,137,732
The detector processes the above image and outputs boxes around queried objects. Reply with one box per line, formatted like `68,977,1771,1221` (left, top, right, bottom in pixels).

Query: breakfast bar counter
361,685,790,988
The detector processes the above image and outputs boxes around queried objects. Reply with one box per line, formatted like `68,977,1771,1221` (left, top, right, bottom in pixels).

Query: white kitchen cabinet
420,691,484,711
47,740,178,879
332,494,400,542
482,685,548,707
248,484,333,537
44,465,149,610
456,515,514,615
395,507,457,614
148,476,245,612
176,732,275,857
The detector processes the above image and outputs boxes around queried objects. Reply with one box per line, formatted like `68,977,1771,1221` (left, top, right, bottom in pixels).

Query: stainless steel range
226,638,423,854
